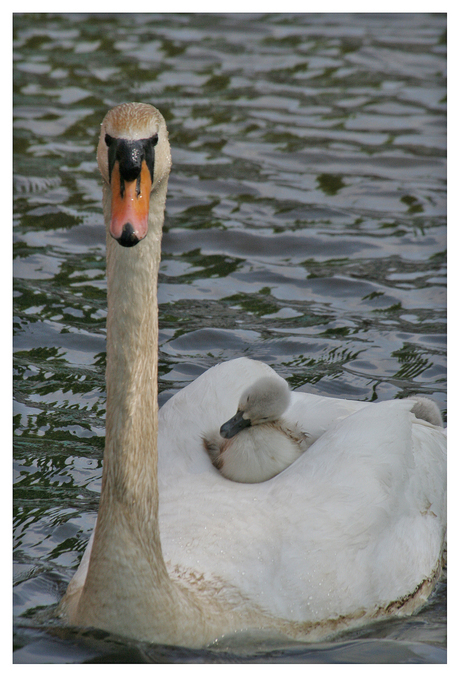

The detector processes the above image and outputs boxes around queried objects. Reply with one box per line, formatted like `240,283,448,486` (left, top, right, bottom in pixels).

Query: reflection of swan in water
59,102,447,649
203,376,310,482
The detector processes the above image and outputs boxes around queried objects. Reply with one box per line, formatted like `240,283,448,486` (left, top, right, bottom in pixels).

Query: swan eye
148,134,159,148
105,133,114,147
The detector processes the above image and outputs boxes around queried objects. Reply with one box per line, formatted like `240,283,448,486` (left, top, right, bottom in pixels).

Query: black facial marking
106,134,158,185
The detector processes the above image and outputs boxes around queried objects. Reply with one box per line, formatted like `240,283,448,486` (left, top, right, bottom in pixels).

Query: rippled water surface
13,13,447,663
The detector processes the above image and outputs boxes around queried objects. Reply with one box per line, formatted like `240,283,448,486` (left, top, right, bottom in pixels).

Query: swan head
220,376,291,439
97,102,172,247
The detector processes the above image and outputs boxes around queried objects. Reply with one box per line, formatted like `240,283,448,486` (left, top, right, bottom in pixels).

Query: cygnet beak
220,410,252,439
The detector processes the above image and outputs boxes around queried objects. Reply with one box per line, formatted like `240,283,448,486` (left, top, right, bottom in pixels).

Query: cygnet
203,376,309,483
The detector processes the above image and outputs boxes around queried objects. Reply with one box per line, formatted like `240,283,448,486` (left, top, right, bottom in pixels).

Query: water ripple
13,13,446,663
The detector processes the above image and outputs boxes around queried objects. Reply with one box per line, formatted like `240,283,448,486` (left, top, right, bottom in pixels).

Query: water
13,13,446,663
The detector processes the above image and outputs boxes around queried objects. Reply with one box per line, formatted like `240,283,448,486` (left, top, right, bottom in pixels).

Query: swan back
158,358,446,632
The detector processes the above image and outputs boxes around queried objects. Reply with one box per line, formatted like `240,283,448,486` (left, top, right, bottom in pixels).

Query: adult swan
59,102,447,648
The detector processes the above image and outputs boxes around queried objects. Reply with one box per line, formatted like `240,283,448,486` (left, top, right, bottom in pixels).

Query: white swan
59,102,447,648
203,376,310,482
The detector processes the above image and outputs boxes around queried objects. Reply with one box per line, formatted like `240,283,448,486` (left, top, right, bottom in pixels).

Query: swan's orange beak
109,160,152,247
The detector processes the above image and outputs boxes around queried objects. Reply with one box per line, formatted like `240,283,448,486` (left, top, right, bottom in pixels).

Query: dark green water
13,13,446,663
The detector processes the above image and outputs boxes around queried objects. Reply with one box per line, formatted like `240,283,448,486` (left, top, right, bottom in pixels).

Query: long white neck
74,178,183,639
72,177,253,646
103,178,165,511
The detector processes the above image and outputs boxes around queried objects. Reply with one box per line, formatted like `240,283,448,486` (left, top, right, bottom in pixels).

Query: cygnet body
408,396,444,427
203,376,309,482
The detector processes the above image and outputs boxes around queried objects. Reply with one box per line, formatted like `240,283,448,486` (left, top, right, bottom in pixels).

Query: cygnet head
220,376,291,439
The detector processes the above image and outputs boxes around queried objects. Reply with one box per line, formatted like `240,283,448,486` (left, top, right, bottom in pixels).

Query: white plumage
157,357,446,628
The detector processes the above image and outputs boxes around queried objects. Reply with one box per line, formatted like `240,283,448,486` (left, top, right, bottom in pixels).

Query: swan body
59,102,447,648
203,376,310,482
